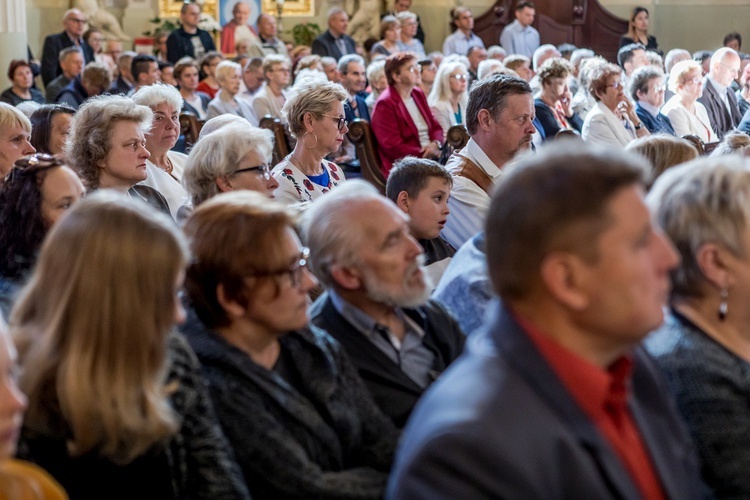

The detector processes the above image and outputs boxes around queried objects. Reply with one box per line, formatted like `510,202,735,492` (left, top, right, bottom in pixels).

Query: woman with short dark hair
29,104,75,155
0,60,45,107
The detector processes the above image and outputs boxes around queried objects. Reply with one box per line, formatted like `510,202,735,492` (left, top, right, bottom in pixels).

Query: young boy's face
405,177,451,240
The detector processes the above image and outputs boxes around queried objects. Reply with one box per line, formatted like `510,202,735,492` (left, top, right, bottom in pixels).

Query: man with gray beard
304,180,465,428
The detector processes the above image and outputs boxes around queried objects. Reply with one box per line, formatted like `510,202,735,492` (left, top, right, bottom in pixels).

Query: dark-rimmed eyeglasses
322,114,348,131
233,164,271,180
250,247,310,288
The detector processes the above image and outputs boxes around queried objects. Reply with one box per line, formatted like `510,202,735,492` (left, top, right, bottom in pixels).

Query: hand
422,142,441,159
560,89,574,117
333,155,352,164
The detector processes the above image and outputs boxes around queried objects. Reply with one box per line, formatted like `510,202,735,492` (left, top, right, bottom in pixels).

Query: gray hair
395,11,417,23
668,59,701,94
532,44,560,72
428,61,468,108
58,47,81,64
338,54,365,75
487,45,507,59
629,66,664,102
282,79,347,138
664,48,691,74
570,48,595,71
198,114,247,139
366,59,386,83
710,131,750,157
65,95,153,189
327,7,347,21
182,123,274,206
132,82,183,112
477,59,505,80
321,56,337,69
301,179,381,288
647,155,750,299
216,60,241,84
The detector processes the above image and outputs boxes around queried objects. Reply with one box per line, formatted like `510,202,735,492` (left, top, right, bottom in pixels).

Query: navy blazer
636,103,676,136
388,301,709,499
309,293,465,428
344,92,371,123
698,78,741,139
533,98,583,141
41,32,95,86
311,31,357,60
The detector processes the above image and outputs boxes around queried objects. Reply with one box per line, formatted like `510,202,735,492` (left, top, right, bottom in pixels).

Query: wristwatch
634,122,644,130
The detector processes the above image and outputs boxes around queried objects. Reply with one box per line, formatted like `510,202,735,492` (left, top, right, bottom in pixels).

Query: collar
514,310,635,421
66,33,82,46
637,100,661,117
707,75,728,95
328,289,425,342
463,138,504,179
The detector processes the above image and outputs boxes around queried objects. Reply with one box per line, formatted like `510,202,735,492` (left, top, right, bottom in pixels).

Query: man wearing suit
388,143,708,499
337,54,370,170
305,181,465,429
698,47,742,140
311,8,357,60
631,66,676,135
41,9,95,86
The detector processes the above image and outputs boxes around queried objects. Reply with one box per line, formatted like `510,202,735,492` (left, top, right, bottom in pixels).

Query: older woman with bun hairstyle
180,190,398,499
271,79,347,207
645,156,750,498
65,94,171,215
132,83,190,217
0,103,35,176
12,191,251,499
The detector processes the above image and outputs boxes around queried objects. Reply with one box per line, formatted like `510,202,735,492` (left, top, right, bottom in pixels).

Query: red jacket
371,86,444,178
220,22,258,54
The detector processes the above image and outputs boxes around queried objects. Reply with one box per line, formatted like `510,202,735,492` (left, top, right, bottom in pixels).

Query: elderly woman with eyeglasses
534,57,583,140
428,60,469,135
581,62,649,147
372,52,444,178
180,123,278,221
271,79,347,208
181,190,398,499
661,59,717,143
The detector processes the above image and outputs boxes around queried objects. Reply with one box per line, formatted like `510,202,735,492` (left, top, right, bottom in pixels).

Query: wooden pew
347,119,387,194
259,115,291,166
179,112,204,150
682,134,720,155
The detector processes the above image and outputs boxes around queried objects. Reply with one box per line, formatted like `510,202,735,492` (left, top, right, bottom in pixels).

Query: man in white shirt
499,1,540,58
442,8,485,57
442,74,536,249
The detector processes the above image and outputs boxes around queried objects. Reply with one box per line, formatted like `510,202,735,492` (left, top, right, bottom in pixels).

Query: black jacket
310,294,465,428
166,28,216,64
311,31,357,60
41,32,94,86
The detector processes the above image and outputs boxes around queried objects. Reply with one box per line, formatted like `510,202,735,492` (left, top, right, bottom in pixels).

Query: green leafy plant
291,23,321,47
144,17,179,36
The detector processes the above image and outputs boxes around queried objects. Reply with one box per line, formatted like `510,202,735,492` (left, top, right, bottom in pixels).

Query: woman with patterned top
271,79,347,208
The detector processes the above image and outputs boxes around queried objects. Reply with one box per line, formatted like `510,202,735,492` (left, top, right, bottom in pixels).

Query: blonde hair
428,61,469,110
282,79,347,138
710,131,750,157
0,102,31,134
668,59,701,93
13,191,187,464
625,134,699,188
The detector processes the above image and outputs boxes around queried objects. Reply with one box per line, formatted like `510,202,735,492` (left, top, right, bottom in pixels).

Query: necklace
289,155,323,176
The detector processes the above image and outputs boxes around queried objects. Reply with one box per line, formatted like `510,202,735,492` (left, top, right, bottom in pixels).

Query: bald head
710,47,740,87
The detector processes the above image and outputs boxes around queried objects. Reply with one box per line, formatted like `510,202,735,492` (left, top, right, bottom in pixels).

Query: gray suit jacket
387,301,710,500
698,77,742,139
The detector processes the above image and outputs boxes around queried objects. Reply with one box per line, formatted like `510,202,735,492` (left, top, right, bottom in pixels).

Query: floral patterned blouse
271,156,347,208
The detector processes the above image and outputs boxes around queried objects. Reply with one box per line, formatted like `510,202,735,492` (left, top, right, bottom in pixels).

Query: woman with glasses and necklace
582,62,650,147
372,53,444,178
181,191,398,499
662,59,717,143
271,80,347,208
534,57,583,140
132,83,189,218
428,60,469,136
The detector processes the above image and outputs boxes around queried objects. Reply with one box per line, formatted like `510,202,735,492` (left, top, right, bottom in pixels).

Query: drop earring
718,288,728,321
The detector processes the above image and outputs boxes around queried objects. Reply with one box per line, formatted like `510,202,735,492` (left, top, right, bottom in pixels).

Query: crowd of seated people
1,2,750,498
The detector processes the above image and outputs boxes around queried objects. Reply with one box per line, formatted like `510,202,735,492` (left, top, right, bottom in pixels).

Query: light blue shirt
442,30,485,57
499,20,540,58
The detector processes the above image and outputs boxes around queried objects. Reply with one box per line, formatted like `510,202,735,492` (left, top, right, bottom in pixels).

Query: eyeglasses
5,154,63,182
607,81,623,89
273,67,291,73
407,65,419,73
650,84,666,92
450,73,469,81
322,114,348,131
67,18,87,24
251,247,310,288
683,77,702,85
233,164,271,180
